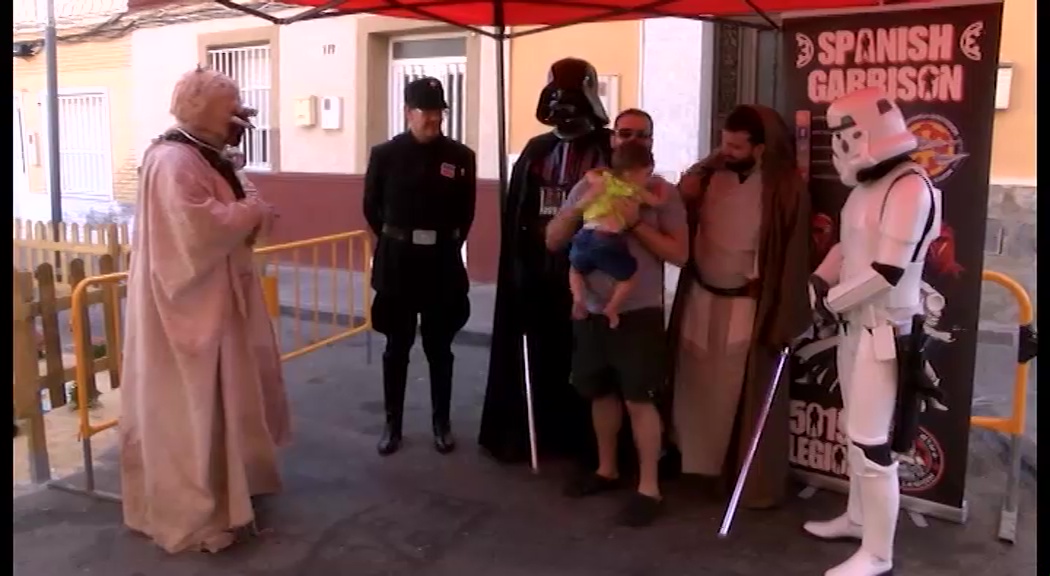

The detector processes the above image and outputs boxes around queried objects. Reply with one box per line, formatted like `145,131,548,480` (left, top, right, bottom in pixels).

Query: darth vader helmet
535,58,610,139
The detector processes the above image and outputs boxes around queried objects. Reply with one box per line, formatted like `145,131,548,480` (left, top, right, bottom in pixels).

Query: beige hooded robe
119,138,291,554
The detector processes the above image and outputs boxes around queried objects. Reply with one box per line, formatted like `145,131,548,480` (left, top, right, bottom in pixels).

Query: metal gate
208,44,273,170
389,57,467,142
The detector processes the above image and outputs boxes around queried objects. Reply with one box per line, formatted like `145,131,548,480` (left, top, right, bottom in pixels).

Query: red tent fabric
131,0,942,30
273,0,926,24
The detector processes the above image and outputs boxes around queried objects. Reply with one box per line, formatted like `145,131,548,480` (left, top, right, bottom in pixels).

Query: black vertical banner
782,2,1004,514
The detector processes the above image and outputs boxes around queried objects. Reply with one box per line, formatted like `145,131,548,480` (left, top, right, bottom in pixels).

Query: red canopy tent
127,0,942,188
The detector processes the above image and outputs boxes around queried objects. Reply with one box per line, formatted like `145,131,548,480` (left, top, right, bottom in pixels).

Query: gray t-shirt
560,176,688,314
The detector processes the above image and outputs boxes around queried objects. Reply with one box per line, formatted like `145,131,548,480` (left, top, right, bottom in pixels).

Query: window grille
208,44,273,170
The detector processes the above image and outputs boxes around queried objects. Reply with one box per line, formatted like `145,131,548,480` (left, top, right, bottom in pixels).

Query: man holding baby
544,108,688,528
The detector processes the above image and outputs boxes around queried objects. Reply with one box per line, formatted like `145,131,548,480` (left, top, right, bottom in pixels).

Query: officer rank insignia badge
440,163,456,178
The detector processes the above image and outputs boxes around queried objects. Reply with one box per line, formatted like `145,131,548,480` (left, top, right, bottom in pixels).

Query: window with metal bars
207,44,273,170
389,37,468,143
42,90,113,200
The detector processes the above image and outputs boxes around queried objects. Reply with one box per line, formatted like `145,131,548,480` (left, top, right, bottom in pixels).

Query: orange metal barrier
969,270,1037,544
46,231,373,501
254,231,373,362
46,272,127,501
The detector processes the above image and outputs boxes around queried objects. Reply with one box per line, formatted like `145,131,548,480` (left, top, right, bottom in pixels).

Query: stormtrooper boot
804,472,864,541
825,460,899,576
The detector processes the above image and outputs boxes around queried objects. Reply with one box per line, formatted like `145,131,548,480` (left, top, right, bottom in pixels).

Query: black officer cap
405,77,449,111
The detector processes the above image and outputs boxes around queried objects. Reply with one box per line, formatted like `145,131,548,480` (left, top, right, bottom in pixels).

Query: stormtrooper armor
804,87,942,576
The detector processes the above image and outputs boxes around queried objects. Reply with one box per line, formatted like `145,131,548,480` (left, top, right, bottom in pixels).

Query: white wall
639,18,713,183
277,16,361,173
639,18,714,296
475,30,504,180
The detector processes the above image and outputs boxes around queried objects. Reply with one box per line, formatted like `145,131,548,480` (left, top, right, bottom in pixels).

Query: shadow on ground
14,338,1037,576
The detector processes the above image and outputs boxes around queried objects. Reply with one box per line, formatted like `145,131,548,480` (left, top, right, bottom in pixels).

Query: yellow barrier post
261,269,281,319
47,272,126,503
969,270,1037,544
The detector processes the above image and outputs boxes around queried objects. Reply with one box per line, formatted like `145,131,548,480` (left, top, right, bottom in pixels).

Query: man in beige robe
120,68,291,554
668,105,811,509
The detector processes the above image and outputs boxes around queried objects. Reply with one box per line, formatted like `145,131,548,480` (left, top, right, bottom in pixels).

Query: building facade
13,0,137,224
29,1,1031,294
129,8,508,279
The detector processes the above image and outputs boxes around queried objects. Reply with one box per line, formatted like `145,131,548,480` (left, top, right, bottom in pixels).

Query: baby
568,141,664,328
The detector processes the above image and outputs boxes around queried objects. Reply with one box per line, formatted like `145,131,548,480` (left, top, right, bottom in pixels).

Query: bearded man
479,58,613,465
668,104,811,509
120,68,289,554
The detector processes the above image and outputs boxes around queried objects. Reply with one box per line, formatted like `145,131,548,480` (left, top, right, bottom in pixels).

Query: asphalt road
13,332,1038,576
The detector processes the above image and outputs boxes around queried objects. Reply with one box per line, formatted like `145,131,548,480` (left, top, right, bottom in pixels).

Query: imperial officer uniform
363,77,477,457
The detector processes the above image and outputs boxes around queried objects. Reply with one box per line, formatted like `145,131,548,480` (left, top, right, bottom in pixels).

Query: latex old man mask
169,67,243,147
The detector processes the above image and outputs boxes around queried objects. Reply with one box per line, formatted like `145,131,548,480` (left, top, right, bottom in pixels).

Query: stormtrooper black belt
381,224,461,246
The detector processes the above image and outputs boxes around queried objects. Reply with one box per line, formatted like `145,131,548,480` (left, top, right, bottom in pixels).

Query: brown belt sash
688,265,761,299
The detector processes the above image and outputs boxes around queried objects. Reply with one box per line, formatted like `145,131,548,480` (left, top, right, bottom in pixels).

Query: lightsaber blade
718,346,791,538
522,335,539,474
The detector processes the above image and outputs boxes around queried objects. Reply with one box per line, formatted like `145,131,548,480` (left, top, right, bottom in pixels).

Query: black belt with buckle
688,265,761,299
381,224,461,246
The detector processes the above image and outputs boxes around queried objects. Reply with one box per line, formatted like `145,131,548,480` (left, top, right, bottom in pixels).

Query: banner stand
781,0,1006,524
794,471,969,524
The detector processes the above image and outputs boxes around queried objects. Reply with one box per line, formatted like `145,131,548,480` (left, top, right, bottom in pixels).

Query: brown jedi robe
667,105,812,509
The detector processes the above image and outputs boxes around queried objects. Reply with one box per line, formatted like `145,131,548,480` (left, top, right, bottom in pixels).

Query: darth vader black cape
478,128,608,467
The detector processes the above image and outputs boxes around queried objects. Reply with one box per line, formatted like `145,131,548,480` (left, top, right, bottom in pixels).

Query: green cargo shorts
571,307,668,404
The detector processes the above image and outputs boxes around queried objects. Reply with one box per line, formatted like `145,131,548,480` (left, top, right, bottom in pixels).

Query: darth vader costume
478,59,613,466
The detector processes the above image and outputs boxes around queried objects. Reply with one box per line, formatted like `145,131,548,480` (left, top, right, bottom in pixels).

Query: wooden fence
13,255,125,483
13,219,132,293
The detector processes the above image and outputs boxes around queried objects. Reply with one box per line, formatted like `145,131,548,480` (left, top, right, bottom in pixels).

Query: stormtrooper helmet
826,87,918,186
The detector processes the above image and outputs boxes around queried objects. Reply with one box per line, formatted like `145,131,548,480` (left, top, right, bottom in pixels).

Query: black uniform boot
378,354,408,456
430,359,456,454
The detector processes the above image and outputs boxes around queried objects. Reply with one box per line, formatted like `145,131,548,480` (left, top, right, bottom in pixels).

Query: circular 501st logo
907,113,969,184
898,427,945,493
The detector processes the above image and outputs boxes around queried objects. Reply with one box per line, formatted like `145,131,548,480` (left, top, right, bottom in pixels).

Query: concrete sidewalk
12,339,1038,576
272,265,1038,471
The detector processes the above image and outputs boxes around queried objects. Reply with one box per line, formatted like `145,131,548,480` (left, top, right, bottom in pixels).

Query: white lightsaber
718,346,791,538
522,335,540,474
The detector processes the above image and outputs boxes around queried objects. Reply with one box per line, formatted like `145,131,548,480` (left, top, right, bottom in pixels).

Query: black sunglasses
615,128,653,140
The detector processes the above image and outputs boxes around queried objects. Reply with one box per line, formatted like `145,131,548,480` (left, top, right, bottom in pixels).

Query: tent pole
494,26,509,200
